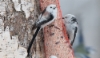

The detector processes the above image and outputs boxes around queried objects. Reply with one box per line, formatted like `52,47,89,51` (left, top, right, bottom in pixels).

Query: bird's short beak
62,17,64,19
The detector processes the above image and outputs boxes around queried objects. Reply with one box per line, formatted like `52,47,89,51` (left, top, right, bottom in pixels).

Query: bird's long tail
71,27,77,46
27,27,41,56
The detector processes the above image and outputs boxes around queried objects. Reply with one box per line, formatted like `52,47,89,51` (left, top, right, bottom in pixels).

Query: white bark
0,19,27,58
0,0,45,58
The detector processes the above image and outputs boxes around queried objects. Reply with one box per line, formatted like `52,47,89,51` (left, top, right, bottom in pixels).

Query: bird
62,14,78,46
27,4,57,56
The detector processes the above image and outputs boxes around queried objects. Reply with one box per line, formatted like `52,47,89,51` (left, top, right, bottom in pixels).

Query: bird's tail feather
71,27,77,46
27,27,41,56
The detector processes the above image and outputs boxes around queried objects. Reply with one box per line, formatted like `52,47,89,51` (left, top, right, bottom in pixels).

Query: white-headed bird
62,14,78,46
27,4,57,56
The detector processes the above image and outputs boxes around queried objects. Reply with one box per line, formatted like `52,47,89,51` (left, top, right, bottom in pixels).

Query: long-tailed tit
27,4,57,56
62,14,78,46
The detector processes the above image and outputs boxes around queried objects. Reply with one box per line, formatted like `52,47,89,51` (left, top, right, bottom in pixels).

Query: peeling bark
0,19,27,58
0,0,45,58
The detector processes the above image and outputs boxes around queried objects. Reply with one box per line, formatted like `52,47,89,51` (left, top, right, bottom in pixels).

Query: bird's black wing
71,27,77,46
36,13,54,27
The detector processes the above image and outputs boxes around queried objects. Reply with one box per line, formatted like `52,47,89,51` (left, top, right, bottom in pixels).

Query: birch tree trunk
0,0,45,58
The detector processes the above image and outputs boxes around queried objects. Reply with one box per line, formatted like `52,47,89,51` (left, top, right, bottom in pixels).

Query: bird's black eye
50,7,52,8
71,17,76,22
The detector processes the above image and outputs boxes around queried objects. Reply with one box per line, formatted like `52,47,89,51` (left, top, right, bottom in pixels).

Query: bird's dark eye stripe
71,17,77,22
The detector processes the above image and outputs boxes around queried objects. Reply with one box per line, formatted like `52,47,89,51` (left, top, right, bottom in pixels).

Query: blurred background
59,0,100,58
